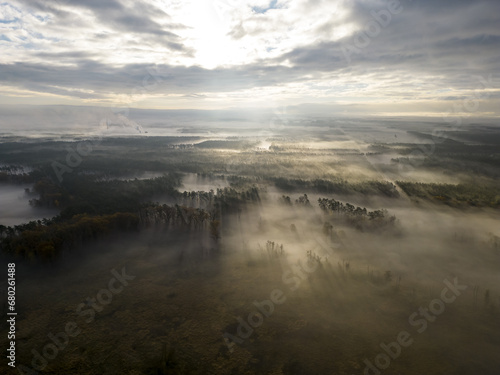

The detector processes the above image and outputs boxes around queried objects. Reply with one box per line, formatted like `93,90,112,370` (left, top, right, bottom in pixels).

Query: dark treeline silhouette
0,202,216,260
30,173,182,213
318,197,396,231
272,177,399,197
176,186,261,245
397,181,500,207
0,165,261,260
0,212,139,260
177,186,260,211
0,165,44,184
295,193,311,207
140,204,212,230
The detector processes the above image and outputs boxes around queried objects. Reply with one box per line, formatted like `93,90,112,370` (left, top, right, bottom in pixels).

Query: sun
180,1,242,69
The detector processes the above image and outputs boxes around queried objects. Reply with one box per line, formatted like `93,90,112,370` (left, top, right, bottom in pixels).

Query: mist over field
1,0,500,374
1,116,499,375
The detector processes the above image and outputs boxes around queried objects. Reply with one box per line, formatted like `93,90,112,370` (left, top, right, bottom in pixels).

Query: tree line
272,177,399,197
1,167,262,260
396,181,500,208
318,197,396,231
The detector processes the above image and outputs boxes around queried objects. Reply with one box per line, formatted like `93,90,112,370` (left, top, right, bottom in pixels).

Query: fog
221,192,500,287
1,120,499,374
179,173,229,192
0,184,57,226
5,184,499,373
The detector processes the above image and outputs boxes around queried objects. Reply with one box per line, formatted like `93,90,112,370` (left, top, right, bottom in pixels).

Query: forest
0,120,499,375
1,0,499,373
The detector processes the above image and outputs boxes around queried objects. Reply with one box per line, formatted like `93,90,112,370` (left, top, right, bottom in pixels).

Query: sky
0,0,499,116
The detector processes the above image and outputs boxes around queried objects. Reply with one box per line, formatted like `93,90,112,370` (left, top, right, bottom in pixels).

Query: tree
210,219,220,242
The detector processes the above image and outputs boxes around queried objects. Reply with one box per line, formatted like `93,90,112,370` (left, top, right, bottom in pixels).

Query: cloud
275,0,500,91
0,0,499,113
2,0,193,62
0,61,303,99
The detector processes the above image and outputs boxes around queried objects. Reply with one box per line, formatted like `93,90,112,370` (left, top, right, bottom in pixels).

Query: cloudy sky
0,0,499,116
